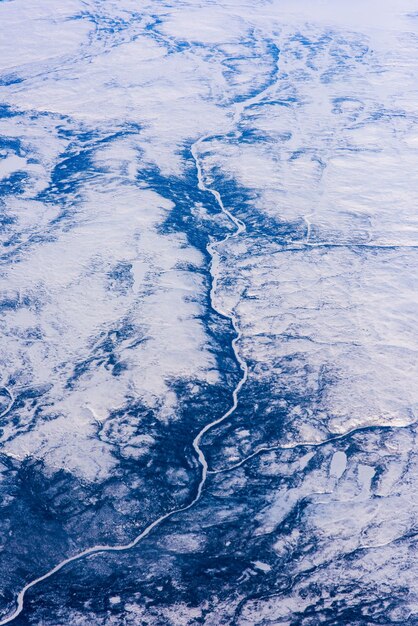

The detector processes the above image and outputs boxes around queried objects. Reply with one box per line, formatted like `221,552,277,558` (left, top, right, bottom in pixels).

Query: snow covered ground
0,0,417,623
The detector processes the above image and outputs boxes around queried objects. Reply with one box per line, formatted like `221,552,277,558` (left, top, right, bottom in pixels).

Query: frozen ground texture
0,0,418,623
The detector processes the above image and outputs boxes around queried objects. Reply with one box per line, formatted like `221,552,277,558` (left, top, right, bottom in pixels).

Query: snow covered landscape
0,0,418,623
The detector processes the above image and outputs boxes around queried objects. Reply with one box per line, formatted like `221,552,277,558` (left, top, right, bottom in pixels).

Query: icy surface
0,0,418,623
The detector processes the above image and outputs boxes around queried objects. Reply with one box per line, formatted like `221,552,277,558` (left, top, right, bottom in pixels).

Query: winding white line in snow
207,421,417,475
0,387,14,420
0,46,284,623
0,140,248,625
